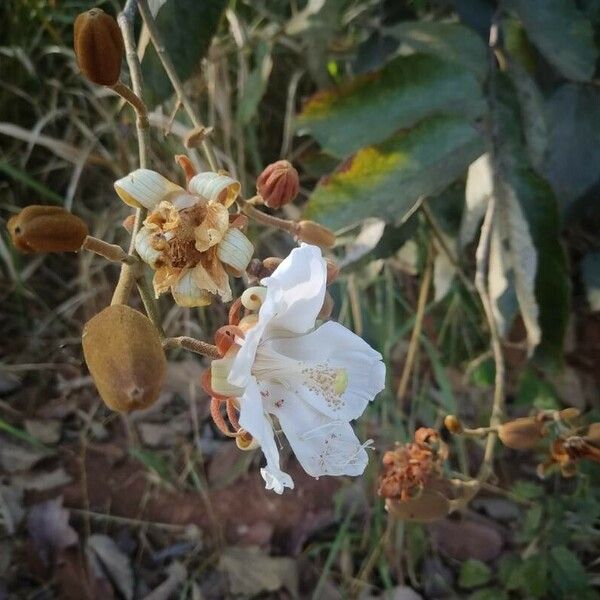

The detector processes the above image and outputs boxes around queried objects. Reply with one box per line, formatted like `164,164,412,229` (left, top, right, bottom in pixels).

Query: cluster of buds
378,428,477,522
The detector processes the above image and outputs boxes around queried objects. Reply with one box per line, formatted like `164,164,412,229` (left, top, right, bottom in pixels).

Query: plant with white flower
206,244,386,493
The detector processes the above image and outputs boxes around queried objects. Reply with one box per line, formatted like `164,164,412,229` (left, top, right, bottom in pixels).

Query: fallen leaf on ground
0,485,24,534
87,534,134,600
0,437,51,473
24,419,62,445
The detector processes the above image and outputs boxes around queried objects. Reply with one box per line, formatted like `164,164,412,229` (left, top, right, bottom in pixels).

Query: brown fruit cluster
82,305,166,413
256,160,299,209
7,205,88,253
74,8,124,86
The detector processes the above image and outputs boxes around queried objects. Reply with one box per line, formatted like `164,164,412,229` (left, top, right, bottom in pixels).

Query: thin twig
240,199,298,234
396,243,434,405
81,235,137,265
136,0,219,171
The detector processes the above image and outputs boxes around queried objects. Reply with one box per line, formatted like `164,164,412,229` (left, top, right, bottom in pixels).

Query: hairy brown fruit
296,220,336,248
74,8,124,86
256,160,299,209
498,417,544,450
7,205,88,253
82,305,166,413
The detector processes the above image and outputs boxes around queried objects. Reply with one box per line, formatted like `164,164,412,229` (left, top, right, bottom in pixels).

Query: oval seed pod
7,205,88,253
296,220,336,248
256,160,300,209
74,8,124,86
498,416,544,450
82,305,166,413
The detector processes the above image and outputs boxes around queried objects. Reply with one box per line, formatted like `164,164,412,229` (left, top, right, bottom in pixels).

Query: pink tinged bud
256,160,300,209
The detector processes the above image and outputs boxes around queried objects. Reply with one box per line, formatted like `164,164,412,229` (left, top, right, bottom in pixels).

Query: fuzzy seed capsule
296,220,336,248
82,305,166,413
74,8,124,86
7,205,88,253
498,417,544,450
256,160,299,209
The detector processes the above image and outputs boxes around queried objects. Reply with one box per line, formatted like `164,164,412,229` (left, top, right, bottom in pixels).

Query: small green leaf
550,546,589,594
459,560,492,589
385,21,488,80
304,116,484,230
505,0,598,81
296,54,485,157
510,480,544,501
468,589,508,600
516,368,559,410
142,0,226,106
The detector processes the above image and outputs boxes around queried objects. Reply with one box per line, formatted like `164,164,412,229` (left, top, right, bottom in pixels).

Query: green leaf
549,546,589,595
582,251,600,312
516,368,559,410
385,21,488,80
505,554,548,598
505,0,598,81
459,560,492,589
303,116,484,230
510,480,544,501
236,41,273,125
468,589,508,600
141,0,226,106
296,54,485,157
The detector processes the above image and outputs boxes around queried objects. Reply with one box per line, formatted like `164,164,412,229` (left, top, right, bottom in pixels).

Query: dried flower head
74,8,124,86
82,305,166,413
7,205,88,253
378,428,448,502
114,168,253,306
256,160,299,209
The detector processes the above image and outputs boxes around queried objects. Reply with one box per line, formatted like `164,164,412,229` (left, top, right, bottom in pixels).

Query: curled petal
217,228,254,275
188,172,240,208
134,226,163,268
195,202,229,252
153,266,182,297
114,169,184,210
171,270,213,307
192,256,232,302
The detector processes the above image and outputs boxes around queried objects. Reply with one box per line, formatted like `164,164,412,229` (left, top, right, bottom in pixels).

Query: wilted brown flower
7,205,88,253
256,160,299,209
82,305,166,413
74,8,124,86
114,169,254,307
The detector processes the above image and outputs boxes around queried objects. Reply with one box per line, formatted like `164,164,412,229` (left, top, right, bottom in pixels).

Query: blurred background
0,0,599,598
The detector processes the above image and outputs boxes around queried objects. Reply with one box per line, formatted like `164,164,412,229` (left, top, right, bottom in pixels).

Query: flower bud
444,415,463,434
215,325,244,356
256,160,299,209
82,305,166,413
296,220,336,248
498,417,544,450
236,430,259,451
7,205,88,253
74,8,124,86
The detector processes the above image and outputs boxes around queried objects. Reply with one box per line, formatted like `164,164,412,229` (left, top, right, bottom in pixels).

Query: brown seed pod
82,305,166,413
74,8,124,86
296,220,336,248
444,414,463,434
498,416,544,450
7,205,88,253
256,160,299,209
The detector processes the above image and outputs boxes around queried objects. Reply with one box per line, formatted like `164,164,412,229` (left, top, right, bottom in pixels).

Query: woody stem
240,199,298,235
81,236,137,265
162,336,221,359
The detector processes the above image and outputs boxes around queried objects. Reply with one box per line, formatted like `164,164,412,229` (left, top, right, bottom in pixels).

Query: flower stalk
162,336,221,359
81,235,137,264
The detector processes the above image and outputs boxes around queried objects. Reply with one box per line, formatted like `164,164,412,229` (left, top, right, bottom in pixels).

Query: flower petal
217,228,254,275
114,169,184,210
194,202,230,252
171,270,213,307
262,244,327,335
192,255,232,302
188,172,240,208
238,378,294,494
265,382,370,478
134,226,163,269
263,321,385,421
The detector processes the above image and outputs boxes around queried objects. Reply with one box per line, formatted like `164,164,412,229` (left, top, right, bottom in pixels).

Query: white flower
212,244,386,493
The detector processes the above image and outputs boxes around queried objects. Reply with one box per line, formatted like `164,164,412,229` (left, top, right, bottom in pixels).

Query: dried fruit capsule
74,8,124,86
82,305,166,413
498,417,544,450
256,160,299,209
296,220,336,248
7,205,88,253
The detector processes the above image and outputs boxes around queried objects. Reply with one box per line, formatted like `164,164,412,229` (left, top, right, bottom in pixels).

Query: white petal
134,226,163,268
238,378,294,493
188,172,240,208
217,228,254,274
171,270,213,307
265,382,370,478
114,169,184,210
259,320,385,421
262,244,327,335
